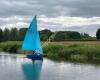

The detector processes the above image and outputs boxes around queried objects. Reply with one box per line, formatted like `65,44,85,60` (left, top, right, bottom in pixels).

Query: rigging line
42,31,58,47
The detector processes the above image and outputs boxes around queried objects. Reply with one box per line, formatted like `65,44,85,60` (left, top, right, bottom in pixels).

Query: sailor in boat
27,50,43,61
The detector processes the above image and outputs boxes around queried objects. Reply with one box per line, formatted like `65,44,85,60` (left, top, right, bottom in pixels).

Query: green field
0,41,100,63
48,41,100,46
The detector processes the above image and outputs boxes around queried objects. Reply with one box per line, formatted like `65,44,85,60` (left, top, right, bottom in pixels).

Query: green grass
44,44,100,61
0,41,31,54
0,41,100,63
44,41,100,62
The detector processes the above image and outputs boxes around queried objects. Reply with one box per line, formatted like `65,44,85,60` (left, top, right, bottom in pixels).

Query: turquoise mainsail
22,16,43,54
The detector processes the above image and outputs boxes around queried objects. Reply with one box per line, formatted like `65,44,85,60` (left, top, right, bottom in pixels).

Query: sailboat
22,16,43,61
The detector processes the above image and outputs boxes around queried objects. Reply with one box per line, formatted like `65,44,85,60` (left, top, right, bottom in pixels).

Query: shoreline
0,41,100,63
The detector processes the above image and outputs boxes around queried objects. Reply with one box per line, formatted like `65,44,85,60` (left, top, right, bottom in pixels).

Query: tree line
0,28,100,42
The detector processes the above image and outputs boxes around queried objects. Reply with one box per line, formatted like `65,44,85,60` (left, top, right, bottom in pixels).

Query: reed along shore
0,41,100,63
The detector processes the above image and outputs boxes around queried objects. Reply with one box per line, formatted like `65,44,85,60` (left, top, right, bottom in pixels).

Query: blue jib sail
22,16,43,54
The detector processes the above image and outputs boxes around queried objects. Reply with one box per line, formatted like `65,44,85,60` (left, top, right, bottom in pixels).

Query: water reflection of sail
22,61,42,80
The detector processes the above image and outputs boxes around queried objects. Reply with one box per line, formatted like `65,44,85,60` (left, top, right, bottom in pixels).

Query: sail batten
22,16,43,54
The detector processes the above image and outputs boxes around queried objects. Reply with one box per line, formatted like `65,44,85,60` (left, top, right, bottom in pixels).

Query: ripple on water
0,53,100,80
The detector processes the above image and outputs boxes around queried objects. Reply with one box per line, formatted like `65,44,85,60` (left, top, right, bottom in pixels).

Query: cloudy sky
0,0,100,36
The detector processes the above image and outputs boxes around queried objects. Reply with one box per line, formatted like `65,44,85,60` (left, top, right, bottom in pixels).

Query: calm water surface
0,52,100,80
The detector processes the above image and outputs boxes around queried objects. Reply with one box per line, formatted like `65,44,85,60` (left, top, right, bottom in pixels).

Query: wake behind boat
22,16,43,61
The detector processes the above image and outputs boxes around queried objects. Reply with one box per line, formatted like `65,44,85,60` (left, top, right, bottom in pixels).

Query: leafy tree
53,31,81,41
3,28,10,41
80,33,91,40
0,28,3,42
9,28,19,41
69,31,81,39
39,29,53,41
19,28,27,41
96,29,100,39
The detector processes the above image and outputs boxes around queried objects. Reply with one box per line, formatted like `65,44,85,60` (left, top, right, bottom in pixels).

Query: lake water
0,52,100,80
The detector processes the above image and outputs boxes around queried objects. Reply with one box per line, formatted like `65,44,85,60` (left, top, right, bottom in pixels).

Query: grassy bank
0,41,31,54
0,41,100,63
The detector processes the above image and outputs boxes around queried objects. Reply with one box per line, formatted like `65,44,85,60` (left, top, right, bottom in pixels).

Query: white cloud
39,16,100,27
1,22,28,30
0,15,100,36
